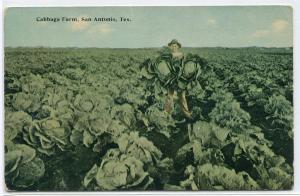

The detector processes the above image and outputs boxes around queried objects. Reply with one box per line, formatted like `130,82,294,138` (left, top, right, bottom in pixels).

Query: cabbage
117,132,162,165
5,144,45,188
140,53,206,91
180,164,259,190
22,118,71,155
265,94,293,131
19,73,47,95
13,157,45,188
12,92,41,113
156,60,171,76
84,149,153,190
73,90,114,113
5,111,32,143
183,61,198,79
5,150,22,176
143,105,176,138
141,54,176,88
111,104,136,128
62,68,84,80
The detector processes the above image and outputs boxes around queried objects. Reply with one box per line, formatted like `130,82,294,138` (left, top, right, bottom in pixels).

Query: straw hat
168,39,181,48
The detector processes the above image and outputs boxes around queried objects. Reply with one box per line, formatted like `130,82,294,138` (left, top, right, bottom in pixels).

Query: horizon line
4,45,293,49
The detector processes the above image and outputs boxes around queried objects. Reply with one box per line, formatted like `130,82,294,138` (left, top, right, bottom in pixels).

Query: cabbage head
23,118,71,155
180,164,259,190
5,111,32,145
140,53,206,92
73,91,113,113
140,54,177,88
117,132,162,165
111,104,136,128
12,92,41,113
5,144,45,188
19,73,48,95
143,105,176,138
83,149,153,190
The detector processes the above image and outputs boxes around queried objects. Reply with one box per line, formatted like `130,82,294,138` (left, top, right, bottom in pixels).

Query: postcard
4,6,293,191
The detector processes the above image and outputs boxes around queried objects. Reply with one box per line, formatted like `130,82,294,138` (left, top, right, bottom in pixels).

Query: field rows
4,47,293,191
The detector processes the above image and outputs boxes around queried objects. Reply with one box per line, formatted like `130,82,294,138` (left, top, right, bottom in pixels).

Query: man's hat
168,39,181,48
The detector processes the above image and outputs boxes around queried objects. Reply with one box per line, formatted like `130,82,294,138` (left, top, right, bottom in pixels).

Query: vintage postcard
4,6,293,191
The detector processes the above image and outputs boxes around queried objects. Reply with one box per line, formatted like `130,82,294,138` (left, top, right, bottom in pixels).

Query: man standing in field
164,39,192,119
141,39,203,119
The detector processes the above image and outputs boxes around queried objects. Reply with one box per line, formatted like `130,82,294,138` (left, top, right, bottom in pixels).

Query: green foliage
265,94,293,135
4,47,293,191
5,111,32,144
5,144,45,188
209,92,251,133
141,53,206,92
84,149,153,190
143,105,176,138
12,92,42,113
117,132,162,165
180,164,259,190
22,118,71,155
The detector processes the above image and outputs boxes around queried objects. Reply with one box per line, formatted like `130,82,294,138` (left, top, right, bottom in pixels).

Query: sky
4,6,293,48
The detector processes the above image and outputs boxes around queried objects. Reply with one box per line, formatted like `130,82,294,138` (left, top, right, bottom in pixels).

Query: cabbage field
4,47,293,191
